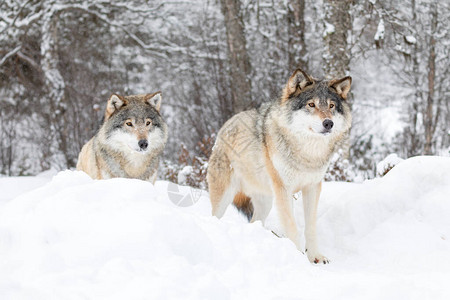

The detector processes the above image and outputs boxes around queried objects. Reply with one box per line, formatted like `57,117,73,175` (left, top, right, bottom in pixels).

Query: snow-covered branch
0,45,21,66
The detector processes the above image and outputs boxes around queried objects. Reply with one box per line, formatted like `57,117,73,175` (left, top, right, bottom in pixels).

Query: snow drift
0,156,449,299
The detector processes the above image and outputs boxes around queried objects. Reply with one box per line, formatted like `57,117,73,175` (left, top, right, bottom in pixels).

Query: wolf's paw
306,250,329,264
312,255,329,264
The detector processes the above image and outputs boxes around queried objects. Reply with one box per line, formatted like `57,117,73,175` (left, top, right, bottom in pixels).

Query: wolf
77,92,168,183
207,69,352,264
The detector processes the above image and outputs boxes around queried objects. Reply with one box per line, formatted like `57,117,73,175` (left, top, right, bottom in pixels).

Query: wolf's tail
233,192,253,222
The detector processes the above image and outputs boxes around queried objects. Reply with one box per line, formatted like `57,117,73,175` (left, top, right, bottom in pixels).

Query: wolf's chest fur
270,136,333,193
98,143,159,180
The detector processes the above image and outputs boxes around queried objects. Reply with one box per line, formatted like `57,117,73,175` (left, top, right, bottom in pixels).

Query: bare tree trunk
41,3,73,168
323,0,352,160
287,0,308,71
0,111,16,176
322,0,352,78
408,0,421,156
220,0,252,114
423,0,438,155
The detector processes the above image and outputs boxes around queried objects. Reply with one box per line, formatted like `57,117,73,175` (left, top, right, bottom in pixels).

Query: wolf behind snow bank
207,68,352,264
77,92,168,183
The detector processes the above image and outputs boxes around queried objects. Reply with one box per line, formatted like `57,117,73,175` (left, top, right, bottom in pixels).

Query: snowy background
1,156,449,299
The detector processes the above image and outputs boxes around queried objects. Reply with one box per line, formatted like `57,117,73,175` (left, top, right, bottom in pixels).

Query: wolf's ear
329,76,352,100
145,92,162,111
105,94,127,120
283,68,314,100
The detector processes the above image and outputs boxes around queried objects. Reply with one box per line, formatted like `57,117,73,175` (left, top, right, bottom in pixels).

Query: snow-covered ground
0,156,449,299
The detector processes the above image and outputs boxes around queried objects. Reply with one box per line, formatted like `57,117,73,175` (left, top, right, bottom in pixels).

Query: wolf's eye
308,103,315,108
146,120,151,126
329,104,335,109
126,122,133,127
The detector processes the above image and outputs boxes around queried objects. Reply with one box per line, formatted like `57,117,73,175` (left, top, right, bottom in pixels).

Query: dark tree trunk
287,0,308,71
323,0,352,78
322,0,352,159
220,0,253,114
423,0,438,155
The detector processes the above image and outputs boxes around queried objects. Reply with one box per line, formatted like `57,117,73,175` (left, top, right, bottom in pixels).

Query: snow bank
0,169,56,209
0,156,449,299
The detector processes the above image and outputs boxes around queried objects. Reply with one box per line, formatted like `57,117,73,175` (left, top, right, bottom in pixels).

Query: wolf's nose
138,139,148,150
323,119,334,130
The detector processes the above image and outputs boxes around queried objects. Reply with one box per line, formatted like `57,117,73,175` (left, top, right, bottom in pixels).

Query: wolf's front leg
302,182,329,264
274,185,303,251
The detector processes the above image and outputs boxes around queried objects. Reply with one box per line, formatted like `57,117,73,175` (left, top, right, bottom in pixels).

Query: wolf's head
102,92,168,154
280,68,352,138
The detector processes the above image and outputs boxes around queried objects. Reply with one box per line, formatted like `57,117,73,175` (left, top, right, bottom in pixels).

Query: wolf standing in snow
207,69,352,264
77,92,168,183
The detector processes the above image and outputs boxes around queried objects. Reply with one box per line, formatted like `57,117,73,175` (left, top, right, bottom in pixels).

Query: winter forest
0,0,449,181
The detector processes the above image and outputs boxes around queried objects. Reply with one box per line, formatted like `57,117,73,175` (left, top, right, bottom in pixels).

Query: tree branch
0,45,21,67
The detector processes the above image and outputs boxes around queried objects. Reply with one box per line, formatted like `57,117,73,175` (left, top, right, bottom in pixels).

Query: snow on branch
0,0,43,33
372,16,385,49
0,45,21,67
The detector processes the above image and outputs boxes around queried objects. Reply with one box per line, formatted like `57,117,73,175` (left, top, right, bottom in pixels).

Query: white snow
0,169,57,210
0,156,450,299
374,18,385,41
177,165,194,186
405,35,417,44
323,22,335,37
376,153,404,176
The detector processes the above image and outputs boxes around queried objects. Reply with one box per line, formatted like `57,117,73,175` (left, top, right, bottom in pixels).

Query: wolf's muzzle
322,119,334,131
138,139,149,151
